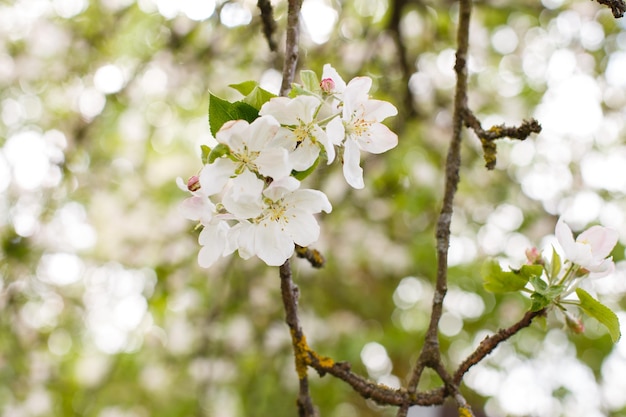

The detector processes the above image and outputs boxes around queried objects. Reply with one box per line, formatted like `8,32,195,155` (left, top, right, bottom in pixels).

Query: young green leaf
208,93,259,136
242,86,277,110
292,157,320,181
550,246,561,281
208,143,231,164
576,288,621,343
530,292,550,312
529,275,548,292
519,264,544,280
482,259,530,293
201,145,211,165
229,80,259,96
300,70,320,93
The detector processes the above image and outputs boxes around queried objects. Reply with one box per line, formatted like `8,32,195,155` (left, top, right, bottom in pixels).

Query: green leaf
229,80,258,96
300,70,320,92
242,86,277,110
576,288,621,342
208,143,230,163
529,275,547,292
550,246,561,281
201,145,211,165
482,258,529,293
208,93,259,136
530,292,550,312
289,84,317,98
292,157,320,181
519,264,544,280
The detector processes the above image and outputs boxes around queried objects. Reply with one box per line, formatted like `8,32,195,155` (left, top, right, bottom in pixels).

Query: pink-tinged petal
256,147,292,179
363,99,398,122
322,64,346,93
285,189,332,214
260,97,300,125
222,170,264,219
254,221,295,266
555,218,577,255
246,115,280,151
180,196,214,223
326,117,345,146
198,158,235,196
356,123,398,154
343,139,364,189
264,177,300,201
312,124,335,164
197,222,229,268
289,140,320,171
577,225,619,260
588,258,615,278
285,209,320,247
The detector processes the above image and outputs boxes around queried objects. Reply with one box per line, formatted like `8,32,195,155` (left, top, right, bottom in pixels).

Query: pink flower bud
187,175,200,192
525,247,543,265
320,78,335,93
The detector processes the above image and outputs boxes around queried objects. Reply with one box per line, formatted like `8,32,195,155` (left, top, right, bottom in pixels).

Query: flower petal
356,123,398,154
326,117,345,146
285,189,332,214
285,209,321,247
342,138,364,189
313,124,335,164
322,64,346,93
199,158,235,196
197,222,229,268
246,115,280,151
363,99,398,122
254,221,295,266
222,169,264,219
577,225,619,261
256,147,292,179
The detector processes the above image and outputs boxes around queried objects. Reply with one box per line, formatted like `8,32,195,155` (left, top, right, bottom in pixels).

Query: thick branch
453,308,546,384
280,0,303,96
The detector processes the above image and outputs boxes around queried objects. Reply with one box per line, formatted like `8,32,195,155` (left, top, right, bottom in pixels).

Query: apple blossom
555,218,619,278
326,76,398,189
259,96,335,170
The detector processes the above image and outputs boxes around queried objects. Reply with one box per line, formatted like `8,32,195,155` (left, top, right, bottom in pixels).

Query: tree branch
280,260,316,417
595,0,626,17
280,0,304,97
453,308,546,384
257,0,278,52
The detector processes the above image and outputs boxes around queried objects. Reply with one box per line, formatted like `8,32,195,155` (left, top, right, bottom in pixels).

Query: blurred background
2,0,626,416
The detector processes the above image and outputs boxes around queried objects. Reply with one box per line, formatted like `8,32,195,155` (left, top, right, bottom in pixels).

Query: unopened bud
320,78,335,93
525,247,544,265
564,311,584,334
187,175,200,192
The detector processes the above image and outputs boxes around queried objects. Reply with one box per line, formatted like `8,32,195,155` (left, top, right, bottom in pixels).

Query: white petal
256,147,292,179
246,115,280,151
197,222,229,268
180,196,214,223
312,124,335,164
289,141,320,171
343,77,372,115
254,221,295,266
260,97,300,125
356,123,398,154
216,119,248,151
222,170,264,219
264,177,300,201
326,117,345,146
343,139,364,189
285,209,320,247
363,99,398,122
285,189,332,214
233,221,255,259
199,158,235,196
555,219,577,257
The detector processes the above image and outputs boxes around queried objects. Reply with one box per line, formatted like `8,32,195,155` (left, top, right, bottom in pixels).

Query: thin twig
453,308,546,384
280,260,316,417
280,0,303,96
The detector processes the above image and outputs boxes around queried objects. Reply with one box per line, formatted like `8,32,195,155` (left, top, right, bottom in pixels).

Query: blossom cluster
180,65,398,267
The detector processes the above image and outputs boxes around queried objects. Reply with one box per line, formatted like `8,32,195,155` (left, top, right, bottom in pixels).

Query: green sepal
292,157,320,181
300,70,320,93
550,246,562,281
201,145,211,165
208,92,259,137
208,143,231,164
576,288,621,342
482,258,530,293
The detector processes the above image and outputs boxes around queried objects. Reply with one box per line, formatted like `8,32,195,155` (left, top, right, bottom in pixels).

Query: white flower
260,96,335,170
214,115,292,180
326,76,398,189
555,218,619,277
198,221,233,268
233,177,332,266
